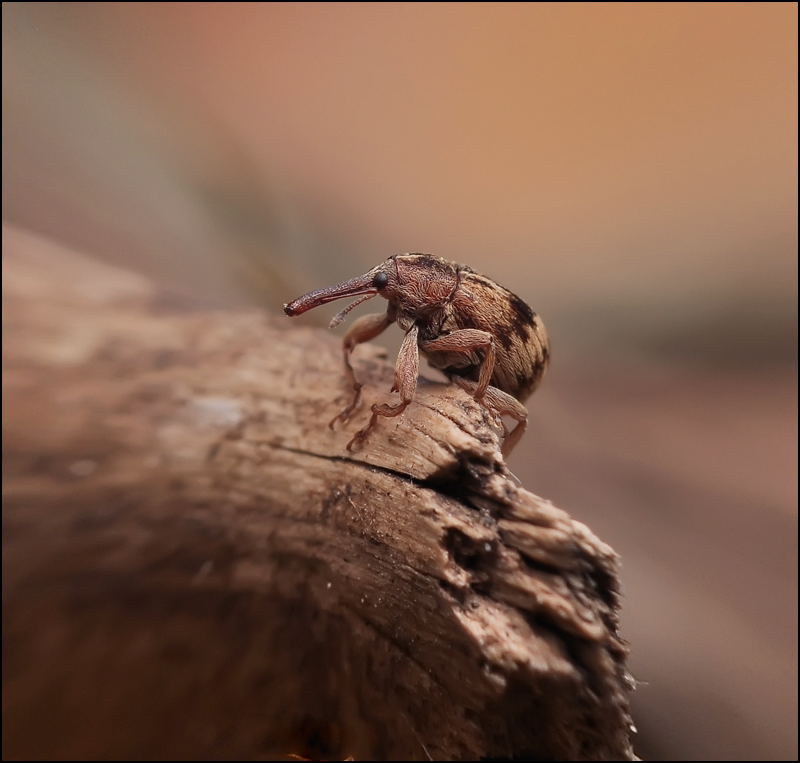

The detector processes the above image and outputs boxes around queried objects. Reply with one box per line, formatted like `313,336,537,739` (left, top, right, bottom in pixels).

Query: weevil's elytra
283,253,549,455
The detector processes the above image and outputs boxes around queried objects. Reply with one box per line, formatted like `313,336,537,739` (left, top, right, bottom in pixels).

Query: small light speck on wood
2,226,636,761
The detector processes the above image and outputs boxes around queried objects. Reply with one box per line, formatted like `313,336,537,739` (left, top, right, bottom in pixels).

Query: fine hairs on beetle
284,253,549,455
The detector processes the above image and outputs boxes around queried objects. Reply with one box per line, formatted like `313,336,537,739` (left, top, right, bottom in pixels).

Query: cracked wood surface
2,229,636,761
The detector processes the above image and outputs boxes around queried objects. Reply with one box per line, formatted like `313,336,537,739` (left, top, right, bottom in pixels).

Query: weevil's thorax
382,254,458,338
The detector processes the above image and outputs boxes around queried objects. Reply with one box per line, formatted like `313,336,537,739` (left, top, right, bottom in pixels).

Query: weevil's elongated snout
283,273,376,316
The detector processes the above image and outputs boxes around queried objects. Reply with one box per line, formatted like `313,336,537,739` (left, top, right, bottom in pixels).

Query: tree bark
2,228,636,761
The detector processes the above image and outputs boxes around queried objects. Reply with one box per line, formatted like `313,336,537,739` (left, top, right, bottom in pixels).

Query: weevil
283,254,549,455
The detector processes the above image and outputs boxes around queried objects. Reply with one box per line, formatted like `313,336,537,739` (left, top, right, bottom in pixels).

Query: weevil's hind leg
451,377,528,457
329,312,393,429
347,325,419,450
420,328,526,450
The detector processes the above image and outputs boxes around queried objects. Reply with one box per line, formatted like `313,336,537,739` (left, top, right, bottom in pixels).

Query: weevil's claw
330,406,357,430
345,427,369,451
345,405,382,450
329,384,363,429
330,413,348,430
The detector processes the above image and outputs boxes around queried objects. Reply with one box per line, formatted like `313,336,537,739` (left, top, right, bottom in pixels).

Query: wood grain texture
2,227,636,761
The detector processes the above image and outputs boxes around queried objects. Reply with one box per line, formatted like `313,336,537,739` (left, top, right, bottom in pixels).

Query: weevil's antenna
328,292,376,328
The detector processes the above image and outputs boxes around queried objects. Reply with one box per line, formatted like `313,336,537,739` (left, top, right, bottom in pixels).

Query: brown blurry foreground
3,3,797,760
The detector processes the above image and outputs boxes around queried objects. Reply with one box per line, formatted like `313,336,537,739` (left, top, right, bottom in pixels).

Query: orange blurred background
3,3,797,760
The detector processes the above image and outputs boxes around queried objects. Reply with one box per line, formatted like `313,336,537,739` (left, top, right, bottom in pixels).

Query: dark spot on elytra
495,323,516,352
508,291,535,327
503,293,536,350
492,292,532,353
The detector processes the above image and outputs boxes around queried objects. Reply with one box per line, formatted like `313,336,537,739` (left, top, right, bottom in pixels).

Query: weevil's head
283,254,458,324
282,258,396,318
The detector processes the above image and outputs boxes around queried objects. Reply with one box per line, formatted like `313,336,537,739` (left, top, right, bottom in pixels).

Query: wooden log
2,227,636,761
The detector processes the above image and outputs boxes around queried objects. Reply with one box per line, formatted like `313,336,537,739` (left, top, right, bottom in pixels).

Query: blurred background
3,2,796,760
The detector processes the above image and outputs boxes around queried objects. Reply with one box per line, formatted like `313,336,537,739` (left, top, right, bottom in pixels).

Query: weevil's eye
373,271,389,288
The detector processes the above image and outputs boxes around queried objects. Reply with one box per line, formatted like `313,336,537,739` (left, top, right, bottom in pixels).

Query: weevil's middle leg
329,311,393,429
450,377,528,457
346,325,419,450
420,329,496,399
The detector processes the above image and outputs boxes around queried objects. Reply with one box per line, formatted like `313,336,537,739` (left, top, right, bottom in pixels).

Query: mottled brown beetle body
284,254,549,455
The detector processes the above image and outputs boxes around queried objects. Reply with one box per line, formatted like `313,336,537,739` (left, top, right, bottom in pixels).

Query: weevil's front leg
420,329,496,398
329,311,394,429
346,325,419,451
450,377,528,456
